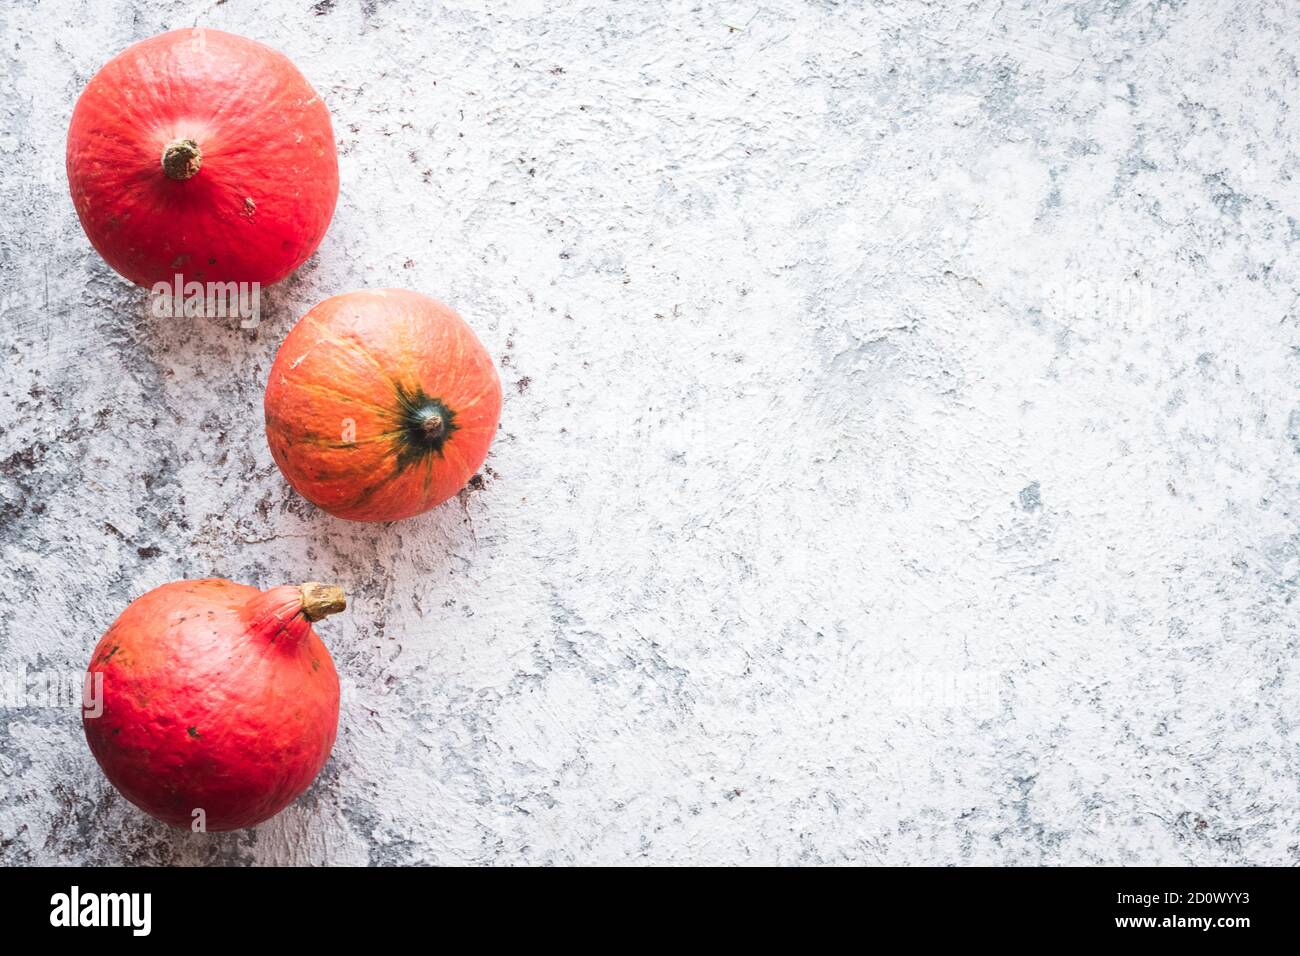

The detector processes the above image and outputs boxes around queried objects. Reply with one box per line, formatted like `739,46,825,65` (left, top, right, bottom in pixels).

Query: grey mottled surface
1,0,1298,865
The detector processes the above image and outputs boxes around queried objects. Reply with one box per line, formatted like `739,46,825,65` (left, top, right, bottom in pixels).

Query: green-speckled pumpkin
264,289,502,521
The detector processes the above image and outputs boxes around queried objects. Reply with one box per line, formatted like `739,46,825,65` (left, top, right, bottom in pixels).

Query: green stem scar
394,385,458,471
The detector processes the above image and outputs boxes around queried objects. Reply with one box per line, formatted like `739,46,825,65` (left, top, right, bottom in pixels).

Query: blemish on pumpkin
187,726,201,738
242,197,256,218
99,644,120,664
312,658,320,672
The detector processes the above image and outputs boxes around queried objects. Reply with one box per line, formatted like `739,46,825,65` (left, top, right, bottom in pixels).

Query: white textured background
1,0,1298,865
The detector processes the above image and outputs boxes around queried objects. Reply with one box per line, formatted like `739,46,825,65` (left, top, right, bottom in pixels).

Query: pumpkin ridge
303,319,405,392
287,381,396,419
297,428,406,449
339,465,404,515
446,378,501,416
437,433,475,489
190,37,292,133
421,448,436,494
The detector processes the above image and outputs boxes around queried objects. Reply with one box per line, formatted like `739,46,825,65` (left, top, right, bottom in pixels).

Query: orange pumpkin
264,289,501,521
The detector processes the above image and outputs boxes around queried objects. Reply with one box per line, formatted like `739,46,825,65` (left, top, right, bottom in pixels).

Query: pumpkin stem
299,583,346,622
162,139,202,181
420,408,446,441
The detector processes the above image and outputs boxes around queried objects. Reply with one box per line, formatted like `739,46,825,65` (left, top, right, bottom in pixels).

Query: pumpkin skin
264,289,502,522
66,28,339,289
83,579,345,831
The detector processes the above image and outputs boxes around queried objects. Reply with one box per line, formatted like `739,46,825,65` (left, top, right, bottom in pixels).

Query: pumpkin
83,579,346,831
66,28,339,289
264,289,502,522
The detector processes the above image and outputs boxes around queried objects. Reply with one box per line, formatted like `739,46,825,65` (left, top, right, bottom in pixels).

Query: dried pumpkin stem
162,138,202,181
421,409,447,441
299,583,347,622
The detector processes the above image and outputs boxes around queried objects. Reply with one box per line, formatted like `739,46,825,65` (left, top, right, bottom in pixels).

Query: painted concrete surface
1,0,1298,865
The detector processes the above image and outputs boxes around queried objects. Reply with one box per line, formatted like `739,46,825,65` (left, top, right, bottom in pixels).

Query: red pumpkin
66,28,339,289
264,289,502,522
84,579,345,831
